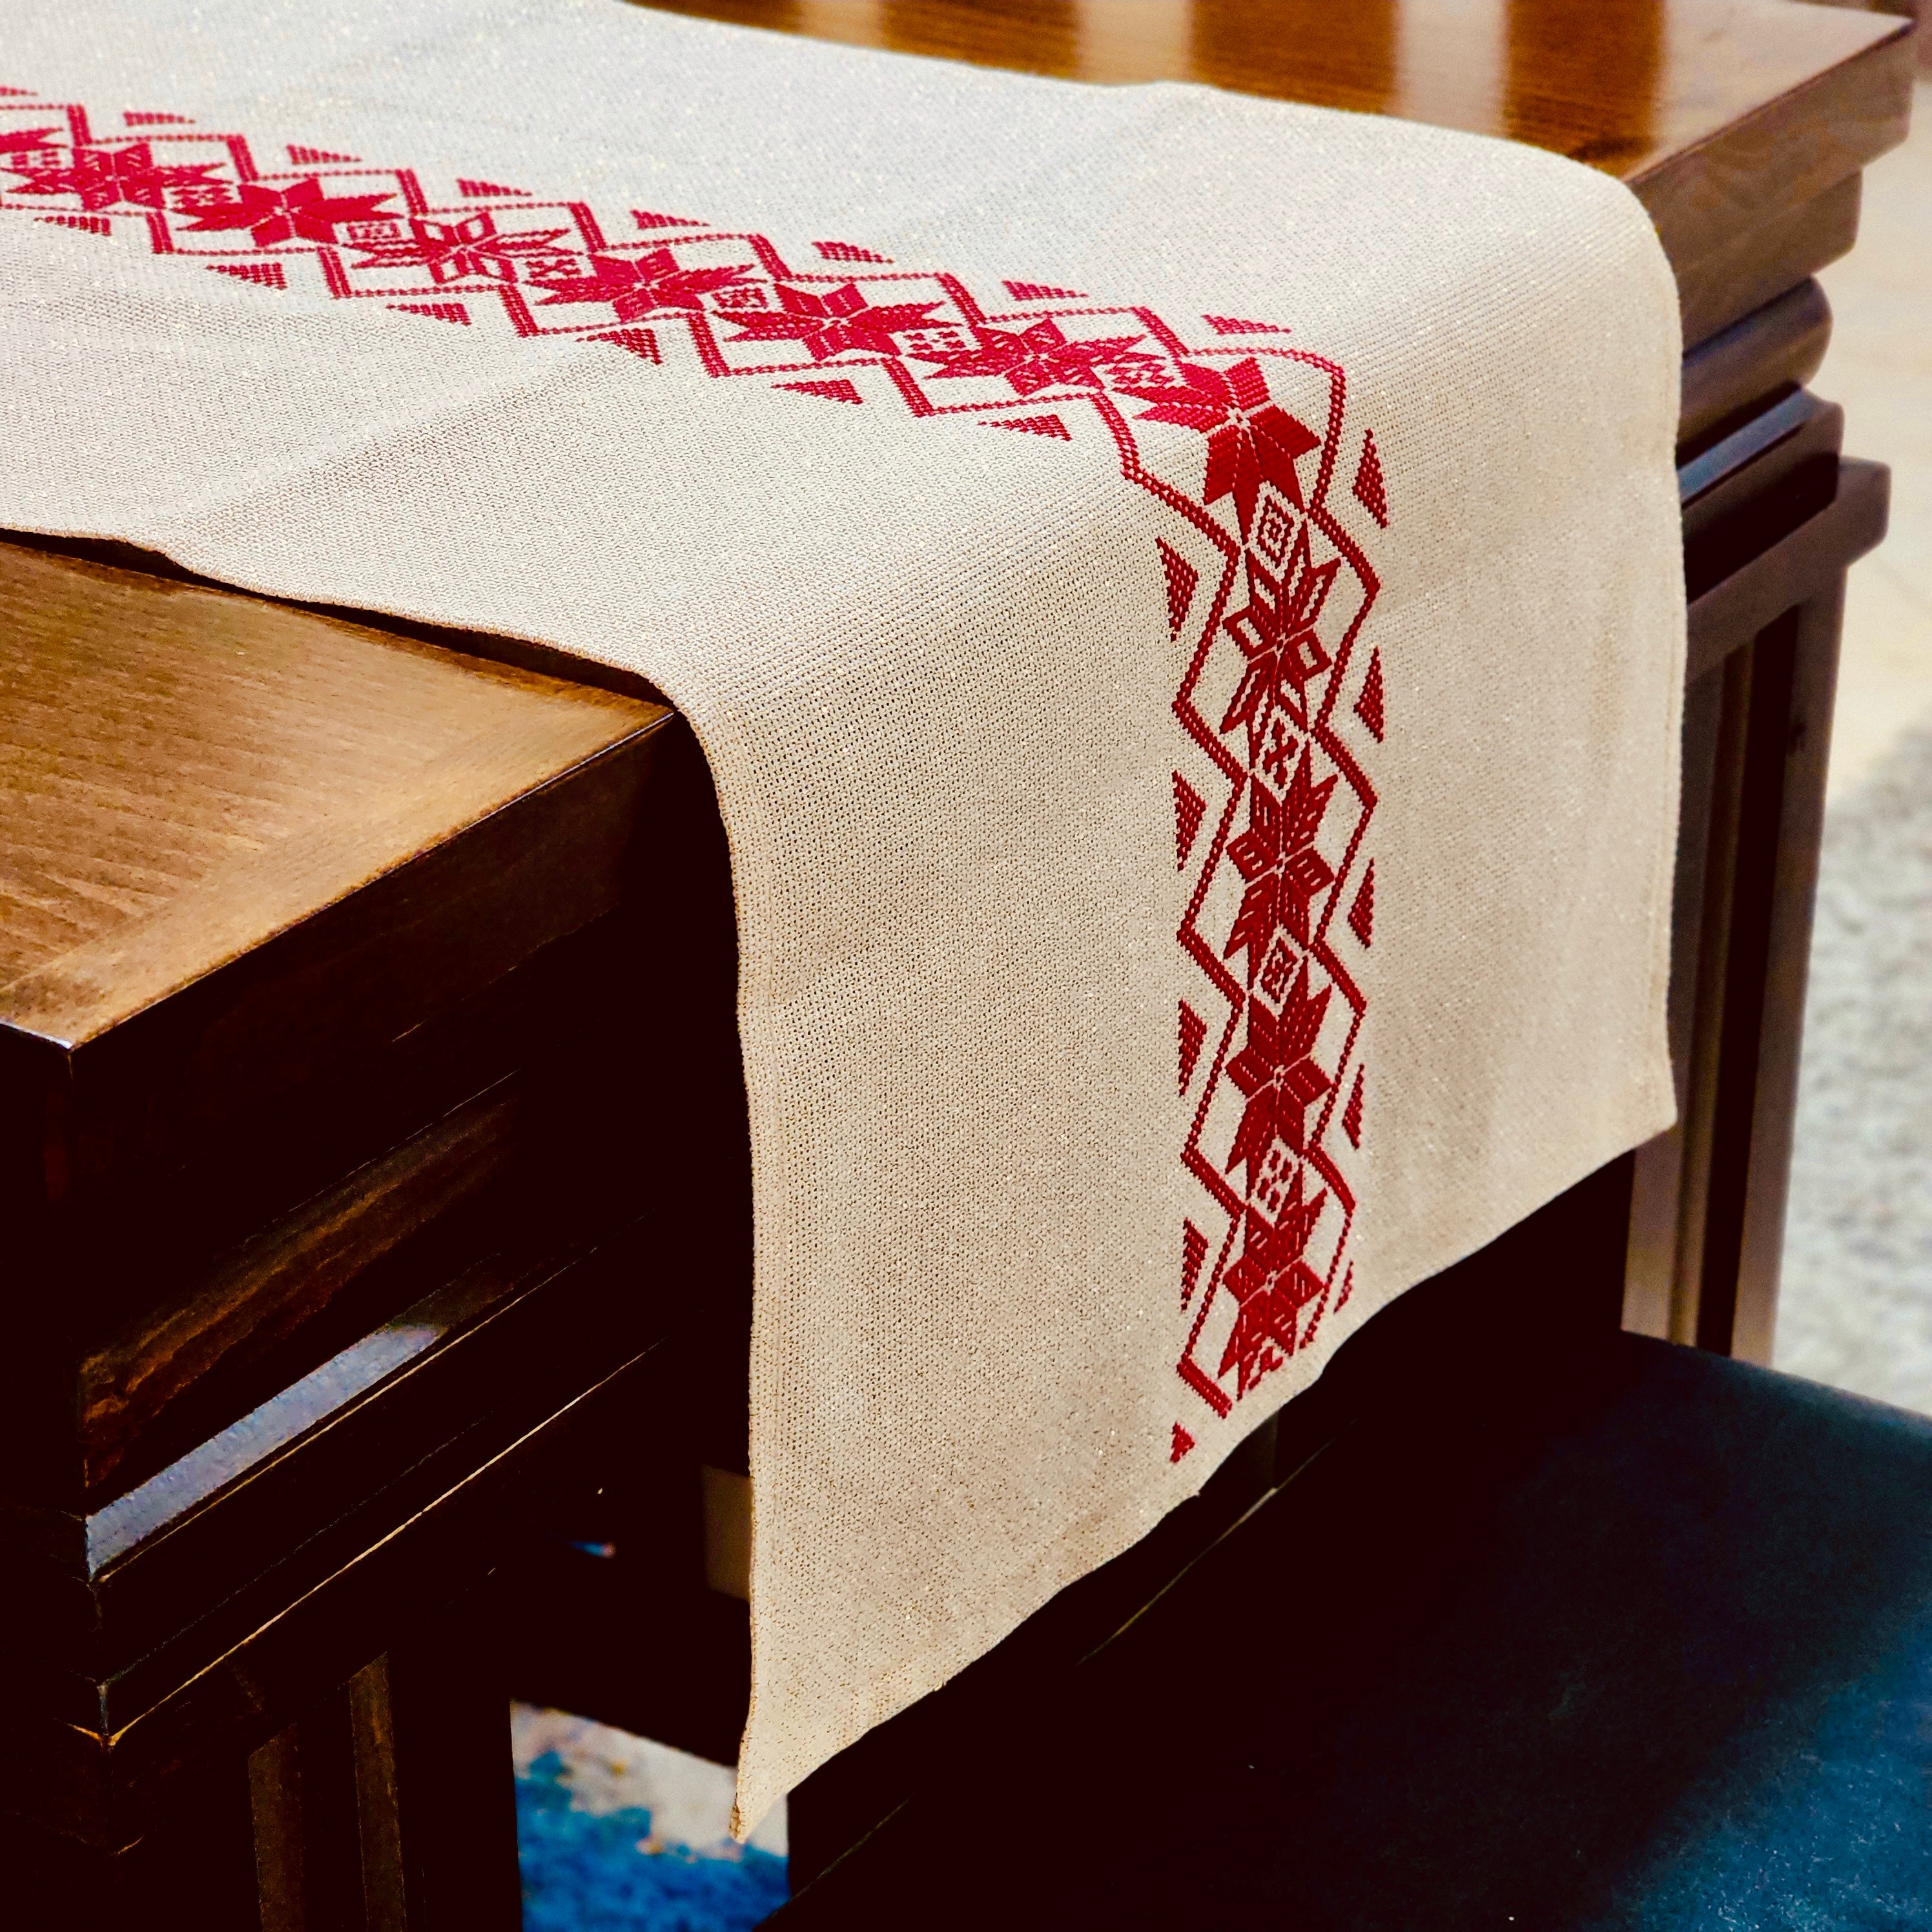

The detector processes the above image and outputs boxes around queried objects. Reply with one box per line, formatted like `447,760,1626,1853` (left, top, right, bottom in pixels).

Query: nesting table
0,2,1913,1922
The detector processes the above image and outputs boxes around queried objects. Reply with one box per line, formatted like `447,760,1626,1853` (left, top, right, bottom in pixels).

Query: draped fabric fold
0,0,1682,1831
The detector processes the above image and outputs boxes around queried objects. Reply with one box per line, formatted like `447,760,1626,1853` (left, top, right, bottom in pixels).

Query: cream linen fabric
0,0,1683,1830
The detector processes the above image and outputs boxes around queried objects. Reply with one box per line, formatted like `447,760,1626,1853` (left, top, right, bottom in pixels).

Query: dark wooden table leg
249,1725,308,1931
1720,578,1850,1364
1683,492,1873,1363
249,1681,383,1931
242,1597,521,1931
1627,456,1888,1357
385,1603,524,1932
1690,607,1810,1357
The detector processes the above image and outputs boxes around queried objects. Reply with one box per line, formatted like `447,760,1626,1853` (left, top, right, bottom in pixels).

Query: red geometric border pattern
0,92,1387,1450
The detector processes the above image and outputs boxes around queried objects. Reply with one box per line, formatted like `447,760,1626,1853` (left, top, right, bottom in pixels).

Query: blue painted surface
516,1751,788,1932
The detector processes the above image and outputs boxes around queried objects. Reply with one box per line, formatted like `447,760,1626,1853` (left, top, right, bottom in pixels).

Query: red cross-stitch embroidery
0,89,1386,1446
209,259,286,288
1354,648,1386,743
1348,862,1375,949
1156,538,1198,639
1172,772,1206,870
814,238,890,263
1181,1221,1209,1304
1205,314,1289,336
1352,428,1390,528
777,376,863,404
1178,1001,1208,1095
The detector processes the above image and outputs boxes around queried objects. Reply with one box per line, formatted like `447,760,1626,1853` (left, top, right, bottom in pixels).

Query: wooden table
0,3,1911,1923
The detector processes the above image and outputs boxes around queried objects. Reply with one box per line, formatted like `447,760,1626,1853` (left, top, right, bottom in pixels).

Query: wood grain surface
0,540,667,1047
76,1080,526,1501
639,0,1917,344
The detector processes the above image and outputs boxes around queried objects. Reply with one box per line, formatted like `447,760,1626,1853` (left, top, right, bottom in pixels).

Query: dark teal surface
774,1337,1932,1929
1576,1604,1932,1930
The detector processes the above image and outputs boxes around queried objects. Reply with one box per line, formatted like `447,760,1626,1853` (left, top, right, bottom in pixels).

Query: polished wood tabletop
0,540,667,1047
645,0,1903,168
643,0,1917,341
646,0,1911,178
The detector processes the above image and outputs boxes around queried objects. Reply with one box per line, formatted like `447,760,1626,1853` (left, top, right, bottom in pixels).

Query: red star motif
1218,1169,1329,1394
532,245,755,320
4,139,227,213
723,281,945,360
1118,356,1319,537
919,318,1143,396
351,212,576,285
1222,524,1341,739
1224,965,1333,1185
1223,750,1338,980
176,175,396,247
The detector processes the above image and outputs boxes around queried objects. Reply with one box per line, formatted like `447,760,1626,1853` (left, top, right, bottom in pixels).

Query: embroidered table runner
0,0,1683,1830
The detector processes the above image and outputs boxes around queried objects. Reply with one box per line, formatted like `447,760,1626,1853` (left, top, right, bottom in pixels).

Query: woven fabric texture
0,0,1683,1831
